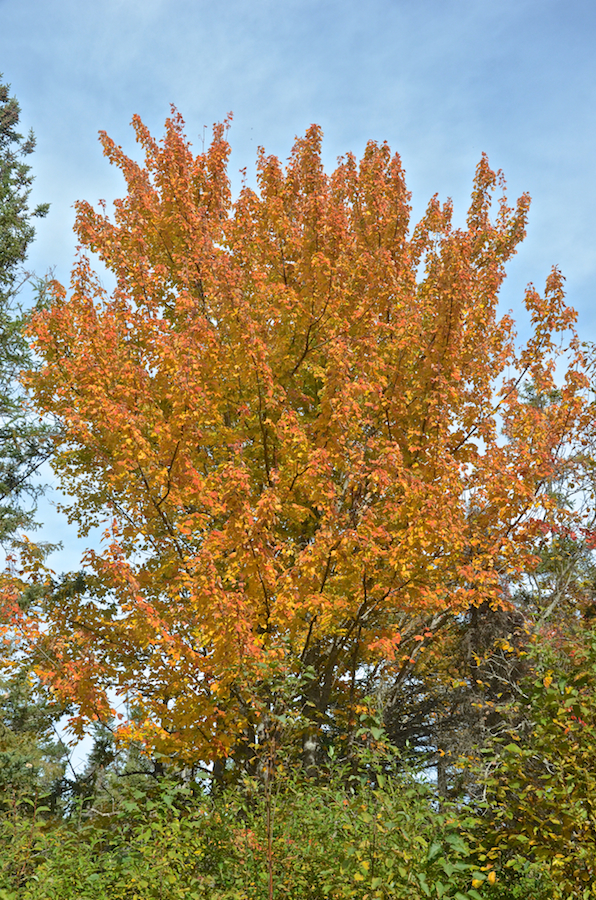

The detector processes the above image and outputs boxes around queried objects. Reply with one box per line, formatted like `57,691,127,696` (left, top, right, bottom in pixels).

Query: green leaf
504,742,523,755
417,872,431,897
428,841,442,861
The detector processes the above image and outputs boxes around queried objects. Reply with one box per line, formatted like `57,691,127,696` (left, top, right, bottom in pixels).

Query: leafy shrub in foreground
0,746,495,900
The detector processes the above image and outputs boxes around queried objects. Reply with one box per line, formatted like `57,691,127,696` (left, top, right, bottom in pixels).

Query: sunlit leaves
23,111,590,763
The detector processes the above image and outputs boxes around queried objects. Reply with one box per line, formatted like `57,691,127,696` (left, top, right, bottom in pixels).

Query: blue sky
2,0,596,564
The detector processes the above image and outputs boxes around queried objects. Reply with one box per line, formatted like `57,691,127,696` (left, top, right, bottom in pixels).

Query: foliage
467,625,596,899
0,76,67,840
0,737,496,900
22,110,591,770
1,101,596,898
0,666,67,808
0,74,51,542
0,76,48,303
382,598,529,797
381,379,596,796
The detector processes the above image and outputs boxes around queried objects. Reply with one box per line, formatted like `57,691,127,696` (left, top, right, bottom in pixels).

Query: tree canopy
22,112,591,773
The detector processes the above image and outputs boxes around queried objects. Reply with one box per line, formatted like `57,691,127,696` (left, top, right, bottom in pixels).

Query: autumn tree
23,111,591,770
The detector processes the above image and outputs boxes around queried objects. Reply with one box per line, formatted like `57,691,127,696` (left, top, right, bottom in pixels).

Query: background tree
0,666,67,811
0,75,68,813
24,111,591,774
0,74,51,541
382,598,529,798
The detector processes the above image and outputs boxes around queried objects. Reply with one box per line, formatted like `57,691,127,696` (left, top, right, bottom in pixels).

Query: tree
0,77,70,821
23,110,590,770
382,596,529,797
0,74,50,541
0,665,67,809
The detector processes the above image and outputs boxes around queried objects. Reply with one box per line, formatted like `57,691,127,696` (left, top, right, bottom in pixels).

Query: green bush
0,746,492,900
464,629,596,900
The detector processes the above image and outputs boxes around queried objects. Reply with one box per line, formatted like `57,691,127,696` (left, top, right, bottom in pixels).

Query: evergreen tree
0,74,51,542
0,76,67,810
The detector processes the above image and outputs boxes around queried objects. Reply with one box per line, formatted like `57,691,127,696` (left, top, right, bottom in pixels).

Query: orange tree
22,111,590,769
